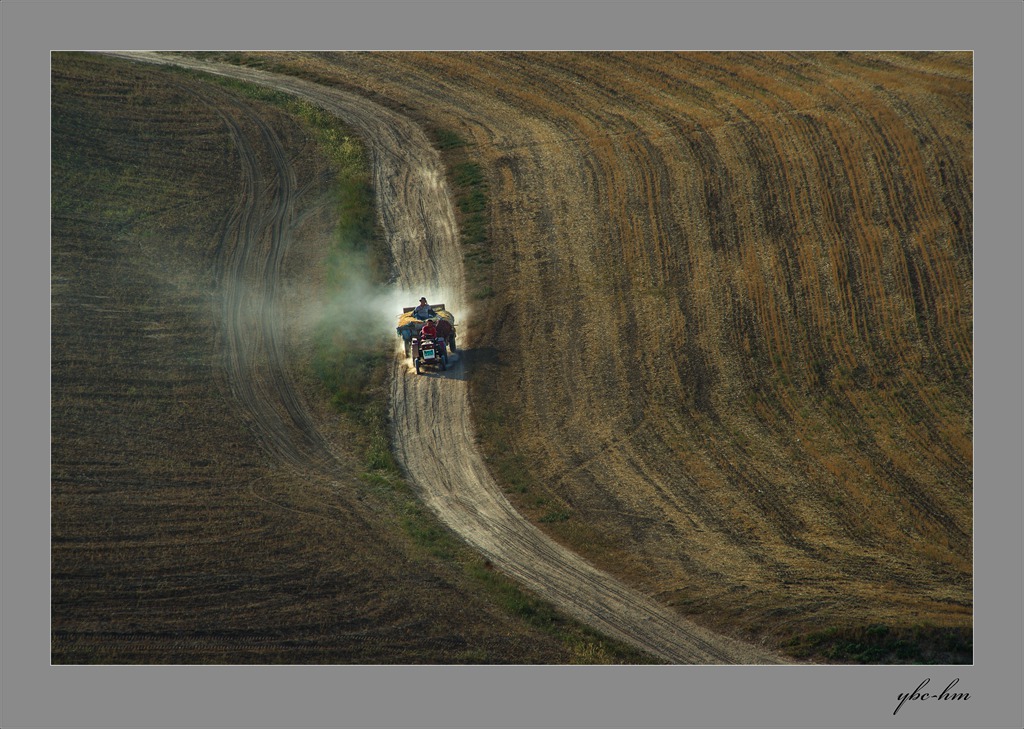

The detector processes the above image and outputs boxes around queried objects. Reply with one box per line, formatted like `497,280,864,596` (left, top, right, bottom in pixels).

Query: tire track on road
183,80,337,474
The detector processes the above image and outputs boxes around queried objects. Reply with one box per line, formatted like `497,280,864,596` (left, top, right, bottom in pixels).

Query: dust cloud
280,242,466,354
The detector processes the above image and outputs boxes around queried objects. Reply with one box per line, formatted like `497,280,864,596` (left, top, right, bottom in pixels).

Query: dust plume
283,241,466,356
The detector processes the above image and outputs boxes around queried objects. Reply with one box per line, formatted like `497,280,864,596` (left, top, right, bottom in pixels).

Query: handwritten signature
894,678,970,715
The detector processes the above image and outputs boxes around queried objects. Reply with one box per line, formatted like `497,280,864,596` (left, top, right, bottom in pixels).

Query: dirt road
278,52,971,657
107,52,783,664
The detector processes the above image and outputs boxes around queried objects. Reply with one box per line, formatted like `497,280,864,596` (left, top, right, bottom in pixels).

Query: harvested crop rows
259,52,972,649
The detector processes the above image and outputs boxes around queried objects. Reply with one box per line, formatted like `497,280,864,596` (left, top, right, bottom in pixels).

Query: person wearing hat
412,297,435,320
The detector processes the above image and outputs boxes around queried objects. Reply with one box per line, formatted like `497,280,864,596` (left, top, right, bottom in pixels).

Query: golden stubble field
256,51,972,655
52,51,972,663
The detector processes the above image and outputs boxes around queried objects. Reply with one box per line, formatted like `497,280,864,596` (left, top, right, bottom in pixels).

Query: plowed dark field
51,51,972,664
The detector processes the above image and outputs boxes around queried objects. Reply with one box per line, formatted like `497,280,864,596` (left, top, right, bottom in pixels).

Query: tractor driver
420,319,438,340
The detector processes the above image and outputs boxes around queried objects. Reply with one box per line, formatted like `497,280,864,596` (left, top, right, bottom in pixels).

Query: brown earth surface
53,50,972,664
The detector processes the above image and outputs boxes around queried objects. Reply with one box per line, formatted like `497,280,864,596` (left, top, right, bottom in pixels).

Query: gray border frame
4,2,1021,728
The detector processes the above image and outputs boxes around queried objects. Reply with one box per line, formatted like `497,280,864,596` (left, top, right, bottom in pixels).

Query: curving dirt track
106,52,780,663
269,52,972,651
